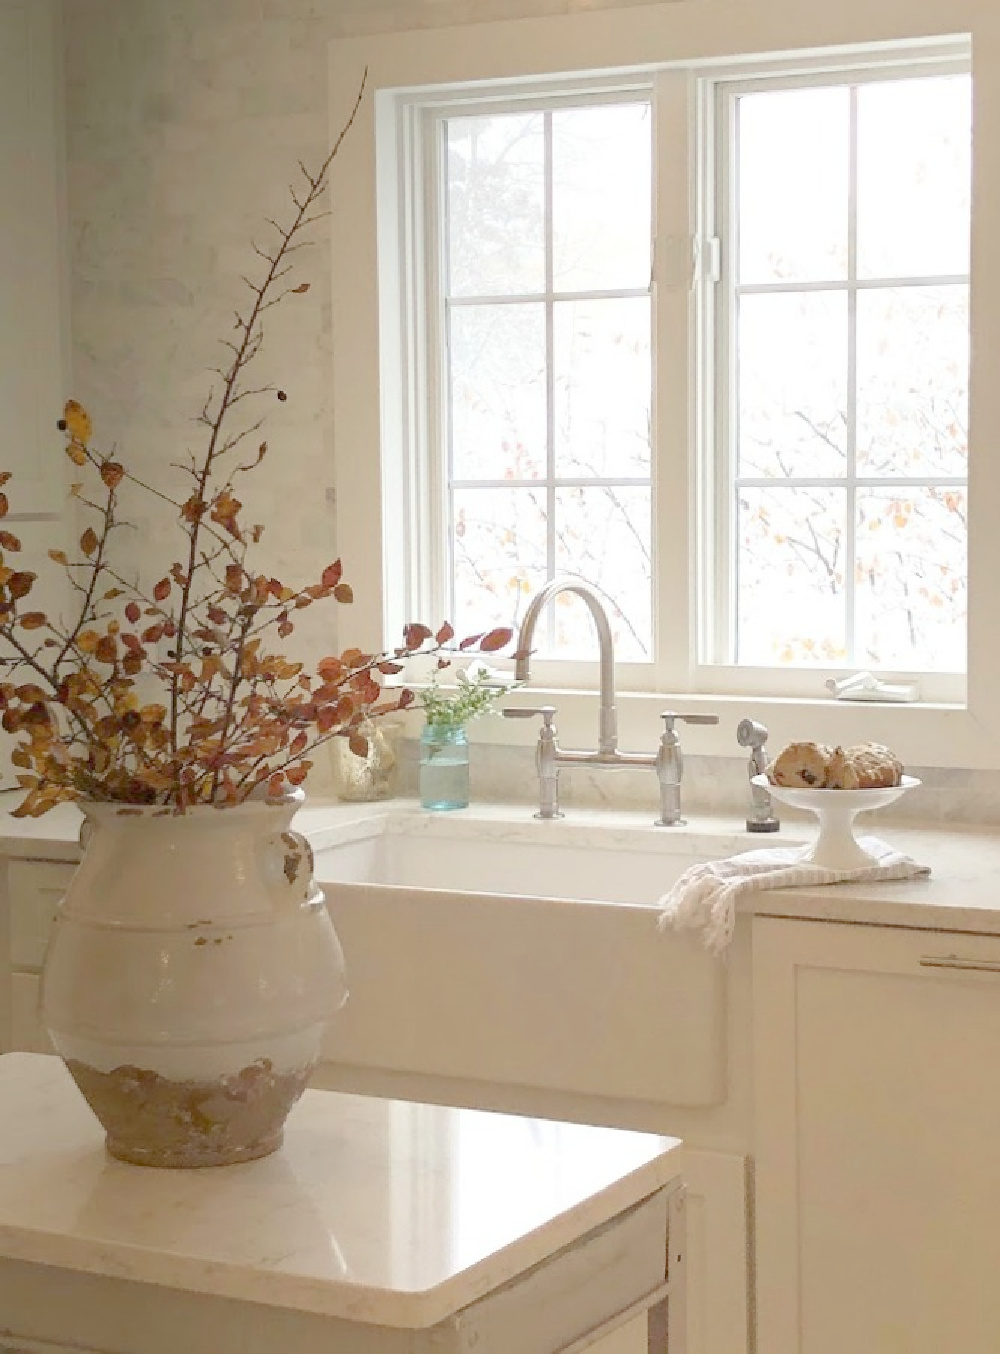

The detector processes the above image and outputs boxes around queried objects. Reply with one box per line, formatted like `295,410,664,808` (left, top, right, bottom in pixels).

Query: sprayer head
736,718,769,751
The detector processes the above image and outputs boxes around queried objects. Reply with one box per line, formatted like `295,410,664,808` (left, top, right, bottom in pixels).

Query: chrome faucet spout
514,577,617,754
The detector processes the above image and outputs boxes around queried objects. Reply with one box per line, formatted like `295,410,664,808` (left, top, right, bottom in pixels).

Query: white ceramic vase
39,791,347,1168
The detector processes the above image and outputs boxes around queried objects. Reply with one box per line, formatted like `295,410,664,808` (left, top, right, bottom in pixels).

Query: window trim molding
329,3,1000,771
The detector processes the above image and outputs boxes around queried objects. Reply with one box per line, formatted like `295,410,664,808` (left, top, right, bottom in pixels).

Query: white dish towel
658,837,930,955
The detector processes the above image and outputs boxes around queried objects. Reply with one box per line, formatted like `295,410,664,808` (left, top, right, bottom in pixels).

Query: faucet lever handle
503,704,556,728
660,710,720,732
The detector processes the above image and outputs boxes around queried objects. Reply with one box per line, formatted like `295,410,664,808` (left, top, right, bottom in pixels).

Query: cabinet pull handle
919,955,1000,973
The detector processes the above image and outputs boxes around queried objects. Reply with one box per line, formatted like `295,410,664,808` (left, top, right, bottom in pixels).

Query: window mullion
653,68,696,690
845,82,860,664
544,108,556,653
421,109,451,630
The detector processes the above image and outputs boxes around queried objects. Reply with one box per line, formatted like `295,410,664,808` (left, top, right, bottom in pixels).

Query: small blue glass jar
419,724,470,811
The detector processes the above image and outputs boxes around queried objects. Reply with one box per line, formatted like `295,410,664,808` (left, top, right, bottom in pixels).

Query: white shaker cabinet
753,917,1000,1354
3,856,70,1052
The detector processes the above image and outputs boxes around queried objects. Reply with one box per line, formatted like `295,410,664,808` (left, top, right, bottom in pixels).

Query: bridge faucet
507,577,719,823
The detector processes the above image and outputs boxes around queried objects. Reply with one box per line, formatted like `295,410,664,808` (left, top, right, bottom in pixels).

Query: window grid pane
442,102,654,660
730,73,970,673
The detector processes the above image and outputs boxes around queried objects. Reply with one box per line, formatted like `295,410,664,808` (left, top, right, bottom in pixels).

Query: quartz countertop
3,790,1000,935
0,1053,680,1328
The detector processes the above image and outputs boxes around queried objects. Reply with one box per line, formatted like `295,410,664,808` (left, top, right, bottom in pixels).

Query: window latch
653,235,720,289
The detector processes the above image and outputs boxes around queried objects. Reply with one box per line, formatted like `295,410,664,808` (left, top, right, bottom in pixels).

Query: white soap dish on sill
752,774,921,870
825,672,920,703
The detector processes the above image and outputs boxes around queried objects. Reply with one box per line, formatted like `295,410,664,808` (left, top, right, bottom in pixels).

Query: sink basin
314,810,764,905
313,808,776,1109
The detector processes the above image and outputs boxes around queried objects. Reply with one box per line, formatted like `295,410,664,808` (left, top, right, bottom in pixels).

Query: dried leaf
321,561,342,589
292,283,310,294
333,582,353,604
80,527,99,557
479,626,513,653
125,601,140,624
404,623,433,648
153,578,171,602
100,460,125,490
210,489,243,537
62,399,93,443
95,635,118,664
0,531,21,551
181,495,206,524
19,613,45,630
48,549,68,565
14,683,47,702
348,731,369,758
7,571,36,600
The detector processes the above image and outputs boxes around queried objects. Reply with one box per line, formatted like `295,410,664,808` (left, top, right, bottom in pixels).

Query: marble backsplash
389,740,1000,829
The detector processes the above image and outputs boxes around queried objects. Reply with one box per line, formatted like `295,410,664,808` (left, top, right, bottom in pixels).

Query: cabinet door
754,918,1000,1354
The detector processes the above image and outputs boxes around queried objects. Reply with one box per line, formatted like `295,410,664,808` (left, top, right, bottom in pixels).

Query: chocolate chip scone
768,741,833,788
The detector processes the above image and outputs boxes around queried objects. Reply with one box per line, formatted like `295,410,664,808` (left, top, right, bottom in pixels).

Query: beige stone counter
2,790,1000,934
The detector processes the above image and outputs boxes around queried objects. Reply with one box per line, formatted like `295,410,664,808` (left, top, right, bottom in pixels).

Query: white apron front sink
313,808,777,1109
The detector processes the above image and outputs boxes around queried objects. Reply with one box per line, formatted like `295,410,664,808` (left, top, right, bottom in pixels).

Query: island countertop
0,1053,682,1330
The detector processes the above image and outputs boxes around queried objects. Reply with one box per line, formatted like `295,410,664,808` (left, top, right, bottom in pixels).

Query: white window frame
377,43,970,701
329,4,1000,771
696,52,971,703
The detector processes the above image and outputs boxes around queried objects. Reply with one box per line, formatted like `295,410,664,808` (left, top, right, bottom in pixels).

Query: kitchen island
0,1053,685,1354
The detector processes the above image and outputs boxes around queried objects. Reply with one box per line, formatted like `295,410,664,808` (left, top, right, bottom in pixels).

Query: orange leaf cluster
0,410,511,815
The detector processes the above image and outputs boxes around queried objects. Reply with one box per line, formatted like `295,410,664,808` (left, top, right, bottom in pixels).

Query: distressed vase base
65,1057,311,1169
106,1128,283,1169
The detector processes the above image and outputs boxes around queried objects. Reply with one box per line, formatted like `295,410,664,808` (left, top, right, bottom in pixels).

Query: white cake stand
751,773,921,870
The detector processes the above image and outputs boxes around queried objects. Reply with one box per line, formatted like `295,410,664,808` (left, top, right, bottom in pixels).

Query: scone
827,741,903,790
768,741,833,788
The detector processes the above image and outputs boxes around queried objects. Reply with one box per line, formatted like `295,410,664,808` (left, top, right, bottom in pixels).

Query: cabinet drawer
10,974,52,1054
8,861,75,970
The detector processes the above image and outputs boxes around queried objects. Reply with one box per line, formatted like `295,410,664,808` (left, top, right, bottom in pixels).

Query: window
713,69,970,677
355,33,972,711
